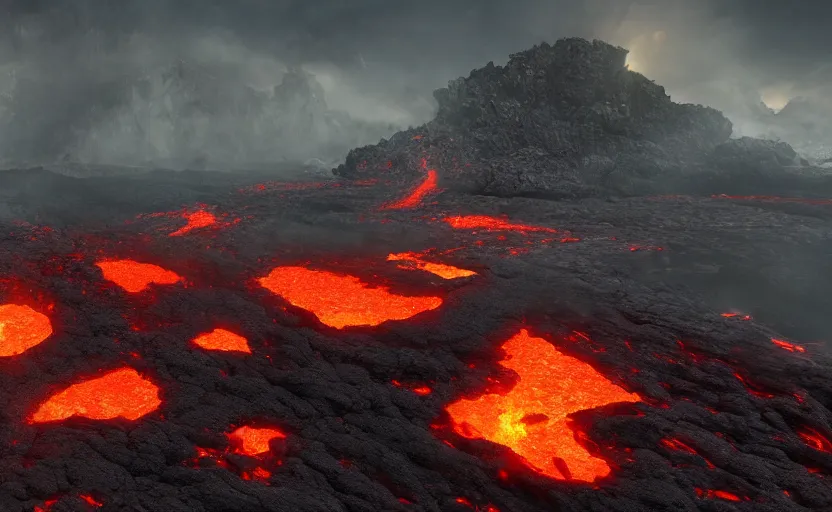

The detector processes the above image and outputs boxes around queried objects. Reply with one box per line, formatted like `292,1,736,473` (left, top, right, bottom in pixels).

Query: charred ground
1,38,832,512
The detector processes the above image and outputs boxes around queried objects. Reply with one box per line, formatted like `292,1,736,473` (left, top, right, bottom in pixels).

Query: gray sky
1,0,829,126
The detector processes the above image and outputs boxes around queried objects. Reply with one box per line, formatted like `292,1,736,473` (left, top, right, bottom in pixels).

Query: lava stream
798,426,832,453
30,368,162,423
384,170,439,209
445,329,640,482
227,426,286,456
169,210,218,237
443,215,556,233
0,304,52,357
257,266,442,329
96,259,182,293
387,252,476,279
192,328,252,354
772,338,806,353
695,488,744,501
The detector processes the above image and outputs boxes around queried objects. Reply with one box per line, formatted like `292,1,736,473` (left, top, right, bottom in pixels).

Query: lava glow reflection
96,259,182,293
257,266,442,328
445,329,640,481
30,368,162,423
0,304,53,357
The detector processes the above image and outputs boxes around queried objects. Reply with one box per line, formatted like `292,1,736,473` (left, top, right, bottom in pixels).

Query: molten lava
192,329,252,354
721,312,751,320
660,437,715,469
772,338,806,353
227,426,286,456
443,215,556,233
30,368,162,423
96,260,182,293
257,266,443,329
385,170,439,209
0,304,53,357
387,252,477,280
695,488,743,501
169,210,218,237
445,329,640,482
798,426,832,453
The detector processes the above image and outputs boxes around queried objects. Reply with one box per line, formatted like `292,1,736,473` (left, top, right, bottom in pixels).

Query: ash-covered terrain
1,38,832,512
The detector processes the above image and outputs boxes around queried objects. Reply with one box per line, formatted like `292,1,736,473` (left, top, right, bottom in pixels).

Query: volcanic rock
334,38,832,199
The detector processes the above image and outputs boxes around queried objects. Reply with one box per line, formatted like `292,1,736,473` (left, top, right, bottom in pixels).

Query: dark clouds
2,0,828,96
0,0,829,164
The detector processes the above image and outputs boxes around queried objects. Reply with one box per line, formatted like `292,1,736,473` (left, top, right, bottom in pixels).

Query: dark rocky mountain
335,38,830,199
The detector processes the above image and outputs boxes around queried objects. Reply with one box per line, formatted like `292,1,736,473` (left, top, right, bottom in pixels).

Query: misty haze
1,0,831,171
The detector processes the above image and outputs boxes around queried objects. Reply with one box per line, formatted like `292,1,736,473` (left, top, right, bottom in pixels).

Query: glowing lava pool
30,368,162,423
0,304,53,357
445,329,641,482
257,266,443,329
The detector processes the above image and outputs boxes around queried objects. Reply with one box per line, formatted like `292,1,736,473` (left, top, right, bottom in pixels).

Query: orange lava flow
192,329,251,354
0,304,53,357
696,488,742,502
443,215,556,233
169,210,217,237
30,368,162,423
387,252,476,279
227,426,286,456
445,329,640,482
772,338,806,353
96,259,182,293
257,266,443,329
798,427,832,453
384,170,438,209
721,312,751,320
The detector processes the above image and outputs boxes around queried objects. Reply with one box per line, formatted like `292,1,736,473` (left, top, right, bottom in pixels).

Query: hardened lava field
1,169,830,512
2,38,832,512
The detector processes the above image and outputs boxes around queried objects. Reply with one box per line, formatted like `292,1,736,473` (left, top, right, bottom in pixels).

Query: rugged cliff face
335,38,830,199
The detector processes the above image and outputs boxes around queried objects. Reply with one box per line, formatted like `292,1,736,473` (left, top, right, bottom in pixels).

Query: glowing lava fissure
30,368,162,423
169,209,218,237
387,252,477,279
192,328,252,354
798,426,832,453
96,259,182,293
444,329,641,482
443,215,557,234
384,169,439,209
0,303,53,357
257,266,442,329
772,338,806,353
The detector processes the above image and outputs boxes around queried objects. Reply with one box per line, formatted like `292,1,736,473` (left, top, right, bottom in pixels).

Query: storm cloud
0,0,829,166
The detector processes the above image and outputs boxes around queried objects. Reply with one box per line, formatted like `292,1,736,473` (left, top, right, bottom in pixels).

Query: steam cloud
1,0,830,169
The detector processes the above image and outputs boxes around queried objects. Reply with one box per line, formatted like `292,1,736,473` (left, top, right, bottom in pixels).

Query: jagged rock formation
334,38,831,199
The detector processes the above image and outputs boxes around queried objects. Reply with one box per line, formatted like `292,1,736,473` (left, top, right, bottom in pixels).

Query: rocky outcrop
334,38,828,198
